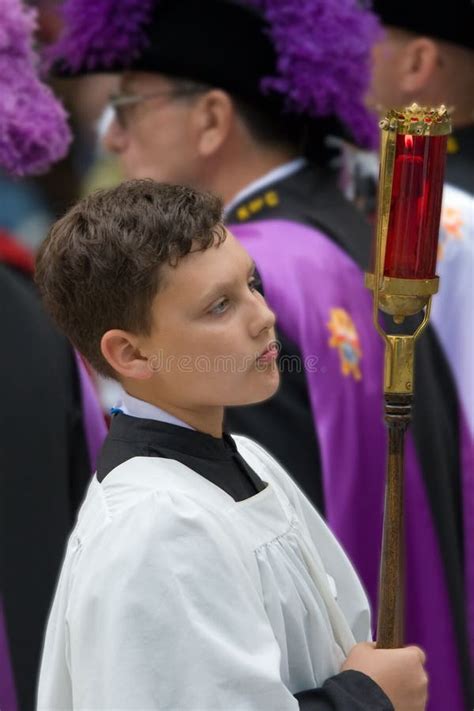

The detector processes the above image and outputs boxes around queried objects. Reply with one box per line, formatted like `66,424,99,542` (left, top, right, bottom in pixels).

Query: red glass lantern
366,104,451,321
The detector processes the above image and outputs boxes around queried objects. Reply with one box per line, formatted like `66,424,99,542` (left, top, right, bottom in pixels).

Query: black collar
96,413,266,501
226,162,372,270
105,412,239,461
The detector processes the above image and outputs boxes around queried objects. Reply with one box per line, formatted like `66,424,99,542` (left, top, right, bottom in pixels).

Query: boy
36,180,427,710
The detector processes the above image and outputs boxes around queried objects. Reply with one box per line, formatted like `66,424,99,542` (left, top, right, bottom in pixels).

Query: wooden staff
376,393,410,648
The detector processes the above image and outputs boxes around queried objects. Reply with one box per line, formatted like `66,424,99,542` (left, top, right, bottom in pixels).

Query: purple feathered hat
47,0,381,148
0,0,71,177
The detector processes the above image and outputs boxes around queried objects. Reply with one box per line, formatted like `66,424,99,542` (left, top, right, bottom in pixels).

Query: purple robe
0,600,17,711
231,218,471,711
74,351,108,470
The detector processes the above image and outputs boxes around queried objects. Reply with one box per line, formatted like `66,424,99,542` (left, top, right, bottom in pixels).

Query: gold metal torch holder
365,104,449,648
364,273,437,649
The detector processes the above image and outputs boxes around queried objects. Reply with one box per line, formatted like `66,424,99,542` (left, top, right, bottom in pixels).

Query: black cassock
0,253,96,711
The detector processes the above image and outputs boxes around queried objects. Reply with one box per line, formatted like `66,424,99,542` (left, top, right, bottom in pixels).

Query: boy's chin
227,372,280,408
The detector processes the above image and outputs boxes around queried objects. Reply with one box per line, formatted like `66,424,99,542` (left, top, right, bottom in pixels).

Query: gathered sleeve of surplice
48,488,392,711
62,490,300,710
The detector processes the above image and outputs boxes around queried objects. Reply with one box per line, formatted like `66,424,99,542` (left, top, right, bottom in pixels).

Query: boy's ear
100,329,152,381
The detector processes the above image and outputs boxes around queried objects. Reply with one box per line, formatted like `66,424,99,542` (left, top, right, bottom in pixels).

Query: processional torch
365,103,451,648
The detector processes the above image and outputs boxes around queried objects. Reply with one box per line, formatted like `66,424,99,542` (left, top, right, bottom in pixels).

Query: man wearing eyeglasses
105,77,208,183
49,2,471,709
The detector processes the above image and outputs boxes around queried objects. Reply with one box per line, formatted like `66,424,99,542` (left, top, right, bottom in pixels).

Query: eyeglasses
108,88,203,129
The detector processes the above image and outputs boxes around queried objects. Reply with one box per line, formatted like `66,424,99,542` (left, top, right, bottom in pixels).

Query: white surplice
38,436,371,710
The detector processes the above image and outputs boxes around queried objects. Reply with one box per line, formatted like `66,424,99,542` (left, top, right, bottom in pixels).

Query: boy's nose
250,294,276,339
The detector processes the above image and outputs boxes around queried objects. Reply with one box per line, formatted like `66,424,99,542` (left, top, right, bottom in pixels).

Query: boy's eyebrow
199,259,256,307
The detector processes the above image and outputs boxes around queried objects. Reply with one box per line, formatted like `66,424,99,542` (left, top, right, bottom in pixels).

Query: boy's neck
122,388,225,439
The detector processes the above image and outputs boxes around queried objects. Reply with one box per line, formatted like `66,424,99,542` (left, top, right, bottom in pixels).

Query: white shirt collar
224,157,308,217
115,390,194,430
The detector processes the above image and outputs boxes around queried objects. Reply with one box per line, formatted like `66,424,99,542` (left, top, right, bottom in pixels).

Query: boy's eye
208,274,261,316
210,298,229,316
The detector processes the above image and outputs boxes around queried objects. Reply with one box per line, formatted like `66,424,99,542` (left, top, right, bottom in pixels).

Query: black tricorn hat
55,2,276,108
372,0,473,50
47,0,382,148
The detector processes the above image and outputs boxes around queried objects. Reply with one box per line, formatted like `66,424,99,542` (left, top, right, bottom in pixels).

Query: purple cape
74,351,108,469
0,599,16,711
231,218,471,711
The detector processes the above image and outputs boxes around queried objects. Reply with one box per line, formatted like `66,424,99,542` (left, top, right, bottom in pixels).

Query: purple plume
0,0,71,176
246,0,382,148
46,0,154,73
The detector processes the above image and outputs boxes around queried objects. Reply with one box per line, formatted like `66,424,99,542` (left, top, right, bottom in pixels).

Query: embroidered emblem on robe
327,308,362,381
438,206,464,260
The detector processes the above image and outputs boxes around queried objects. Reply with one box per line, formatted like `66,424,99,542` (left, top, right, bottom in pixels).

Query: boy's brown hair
35,180,225,378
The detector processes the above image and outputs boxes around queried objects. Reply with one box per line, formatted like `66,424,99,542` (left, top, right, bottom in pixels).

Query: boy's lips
256,342,279,364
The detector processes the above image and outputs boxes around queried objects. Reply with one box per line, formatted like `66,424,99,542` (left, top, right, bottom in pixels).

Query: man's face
103,72,201,184
138,230,279,410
